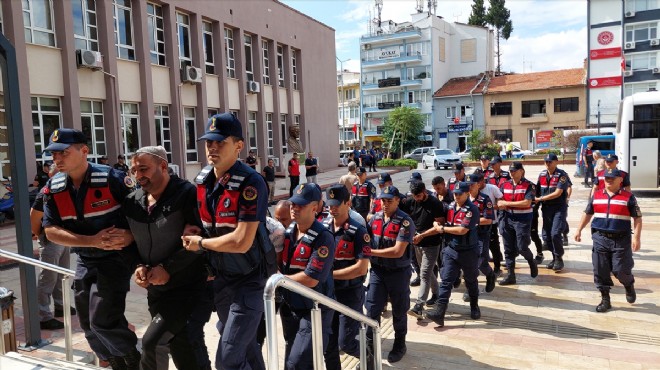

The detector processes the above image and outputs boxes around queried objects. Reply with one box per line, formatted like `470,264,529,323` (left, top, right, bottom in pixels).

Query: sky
281,0,588,74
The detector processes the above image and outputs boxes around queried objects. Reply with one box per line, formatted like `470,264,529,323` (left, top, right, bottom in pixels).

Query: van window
591,139,614,151
413,149,421,154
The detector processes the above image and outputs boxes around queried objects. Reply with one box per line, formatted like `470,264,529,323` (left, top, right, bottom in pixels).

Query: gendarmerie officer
181,113,274,370
486,156,510,276
426,182,481,327
367,172,393,222
366,186,415,364
535,153,570,272
464,173,496,301
42,129,140,369
473,155,492,177
352,166,376,220
497,162,539,286
446,163,467,203
123,146,205,370
575,169,642,313
591,154,631,195
280,184,336,369
322,184,370,370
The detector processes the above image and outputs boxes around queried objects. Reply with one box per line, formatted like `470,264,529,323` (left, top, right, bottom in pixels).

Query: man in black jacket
122,146,206,370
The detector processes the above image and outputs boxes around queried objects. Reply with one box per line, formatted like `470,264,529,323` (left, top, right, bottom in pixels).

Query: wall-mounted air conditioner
182,66,203,84
651,39,660,46
624,41,636,50
76,49,102,70
623,70,634,77
247,80,261,93
653,67,660,74
625,11,635,17
363,44,372,50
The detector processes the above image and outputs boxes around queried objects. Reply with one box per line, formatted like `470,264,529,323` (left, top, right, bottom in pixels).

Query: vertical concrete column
190,12,207,168
163,4,185,171
53,1,81,129
132,0,156,145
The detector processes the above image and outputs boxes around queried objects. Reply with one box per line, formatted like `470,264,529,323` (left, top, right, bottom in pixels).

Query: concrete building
0,0,337,181
359,7,493,148
433,74,488,152
484,68,587,150
587,0,660,128
337,69,360,150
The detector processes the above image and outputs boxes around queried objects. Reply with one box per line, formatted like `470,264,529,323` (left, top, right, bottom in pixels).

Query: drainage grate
480,315,659,346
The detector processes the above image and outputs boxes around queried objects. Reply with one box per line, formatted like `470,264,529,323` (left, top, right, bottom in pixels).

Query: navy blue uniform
499,178,536,269
586,189,641,291
537,168,570,258
438,200,480,303
321,216,371,370
42,163,138,361
280,221,336,370
365,209,415,340
351,180,376,220
470,193,496,276
195,161,271,370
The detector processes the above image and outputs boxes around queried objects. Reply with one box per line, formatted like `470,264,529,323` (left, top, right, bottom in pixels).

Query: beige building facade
0,0,338,181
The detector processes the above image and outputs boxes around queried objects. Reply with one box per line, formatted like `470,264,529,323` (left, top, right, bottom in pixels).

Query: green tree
487,0,513,73
381,106,425,158
468,0,488,27
466,130,500,160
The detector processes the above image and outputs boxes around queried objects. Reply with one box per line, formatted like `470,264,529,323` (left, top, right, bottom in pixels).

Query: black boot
410,276,421,287
123,348,141,370
426,302,448,327
528,257,538,278
546,257,555,270
469,297,481,320
485,271,496,293
387,335,407,363
498,269,516,286
596,290,612,313
625,284,637,303
106,357,128,370
563,233,569,246
552,256,564,272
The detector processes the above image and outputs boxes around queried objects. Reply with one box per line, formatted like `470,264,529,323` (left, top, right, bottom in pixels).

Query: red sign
597,31,614,45
589,76,623,88
536,130,554,143
590,47,622,60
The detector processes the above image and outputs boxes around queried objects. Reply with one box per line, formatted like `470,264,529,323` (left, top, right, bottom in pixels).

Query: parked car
500,145,533,159
404,146,436,162
339,150,353,167
458,148,472,160
422,149,462,170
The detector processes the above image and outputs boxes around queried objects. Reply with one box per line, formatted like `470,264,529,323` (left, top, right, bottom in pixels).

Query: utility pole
597,99,601,134
336,57,350,147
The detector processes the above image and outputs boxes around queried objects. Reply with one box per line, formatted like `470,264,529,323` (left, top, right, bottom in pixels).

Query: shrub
378,158,417,170
535,148,562,155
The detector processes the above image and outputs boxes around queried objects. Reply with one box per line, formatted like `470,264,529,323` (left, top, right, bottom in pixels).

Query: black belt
595,230,628,239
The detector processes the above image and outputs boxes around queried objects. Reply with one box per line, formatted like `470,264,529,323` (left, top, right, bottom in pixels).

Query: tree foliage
486,0,513,73
466,130,500,161
381,106,425,158
468,0,488,27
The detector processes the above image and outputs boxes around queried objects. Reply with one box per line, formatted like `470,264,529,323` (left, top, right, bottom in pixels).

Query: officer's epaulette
301,225,319,245
285,223,296,236
195,165,213,184
89,164,111,188
321,217,333,229
345,223,358,237
500,170,510,176
539,169,548,175
48,172,68,194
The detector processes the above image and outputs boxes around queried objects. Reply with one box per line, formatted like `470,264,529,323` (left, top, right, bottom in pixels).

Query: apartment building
337,70,360,150
0,0,337,181
359,9,493,148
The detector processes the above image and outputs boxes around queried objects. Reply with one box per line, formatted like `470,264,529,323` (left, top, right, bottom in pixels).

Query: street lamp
336,57,351,146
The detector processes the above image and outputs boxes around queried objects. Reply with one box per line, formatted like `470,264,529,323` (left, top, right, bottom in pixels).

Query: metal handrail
0,248,75,361
264,273,382,370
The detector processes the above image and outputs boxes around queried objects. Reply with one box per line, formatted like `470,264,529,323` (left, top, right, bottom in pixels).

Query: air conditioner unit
653,67,660,74
182,66,203,84
623,70,634,77
167,164,179,176
625,11,635,17
625,41,636,50
247,80,261,93
76,49,102,70
339,140,345,145
363,43,372,50
651,39,660,46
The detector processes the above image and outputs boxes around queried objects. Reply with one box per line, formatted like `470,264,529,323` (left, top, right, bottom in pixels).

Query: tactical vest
49,164,122,257
537,169,568,206
281,221,333,310
591,190,633,233
195,165,274,277
471,192,494,235
446,201,478,249
370,209,411,269
322,217,369,290
500,178,533,218
487,170,511,187
595,169,629,191
351,181,373,214
371,198,382,215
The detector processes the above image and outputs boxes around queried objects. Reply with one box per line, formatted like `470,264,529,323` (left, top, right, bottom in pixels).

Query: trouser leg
417,245,440,304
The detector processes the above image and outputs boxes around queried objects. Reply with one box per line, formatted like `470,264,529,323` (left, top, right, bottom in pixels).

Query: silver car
422,149,463,170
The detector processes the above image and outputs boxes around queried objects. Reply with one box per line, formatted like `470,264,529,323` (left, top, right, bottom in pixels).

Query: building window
625,22,658,42
184,107,197,162
120,102,140,155
23,0,56,46
224,28,236,78
490,102,512,116
73,0,98,51
460,38,477,63
491,129,512,142
624,81,659,96
446,106,457,119
177,12,191,68
244,34,254,81
208,108,219,118
439,37,446,62
0,96,8,179
80,100,105,163
406,66,431,80
0,5,4,33
344,89,356,100
625,52,657,71
280,114,288,154
146,3,165,65
113,0,135,60
521,100,546,117
154,105,171,162
266,113,274,156
262,40,271,85
406,42,428,56
203,21,215,74
553,97,579,113
625,0,660,12
229,110,239,118
247,111,258,152
292,50,299,90
31,97,61,164
277,44,285,87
